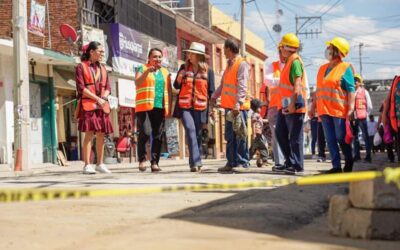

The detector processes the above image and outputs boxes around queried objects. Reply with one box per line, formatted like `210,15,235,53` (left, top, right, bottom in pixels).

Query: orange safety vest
135,64,170,116
220,57,250,110
178,64,208,111
81,61,108,112
278,54,307,113
316,62,351,119
355,87,367,119
389,75,400,132
269,61,282,109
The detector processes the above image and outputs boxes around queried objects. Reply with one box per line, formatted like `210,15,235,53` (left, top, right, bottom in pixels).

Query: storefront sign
28,0,46,37
102,23,178,76
117,78,136,108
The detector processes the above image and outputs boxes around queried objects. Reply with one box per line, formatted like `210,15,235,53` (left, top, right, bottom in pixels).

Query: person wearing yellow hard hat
312,37,356,174
273,33,308,175
352,73,373,163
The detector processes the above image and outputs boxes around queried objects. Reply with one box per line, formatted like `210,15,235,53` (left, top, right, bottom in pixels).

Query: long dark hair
147,48,163,63
81,41,102,61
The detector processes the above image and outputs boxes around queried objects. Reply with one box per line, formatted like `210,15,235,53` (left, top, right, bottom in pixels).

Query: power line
253,0,277,47
302,0,343,31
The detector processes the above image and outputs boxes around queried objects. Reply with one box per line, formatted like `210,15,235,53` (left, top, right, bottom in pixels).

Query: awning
176,14,225,44
0,38,77,66
54,68,76,93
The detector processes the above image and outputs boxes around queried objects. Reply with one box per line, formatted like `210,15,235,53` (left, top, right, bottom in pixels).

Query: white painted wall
0,55,15,164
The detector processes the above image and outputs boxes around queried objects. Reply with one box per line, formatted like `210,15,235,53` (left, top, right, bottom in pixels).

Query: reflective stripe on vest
269,61,282,108
355,87,367,119
178,64,208,111
135,64,170,116
278,54,307,113
316,62,350,119
220,57,250,110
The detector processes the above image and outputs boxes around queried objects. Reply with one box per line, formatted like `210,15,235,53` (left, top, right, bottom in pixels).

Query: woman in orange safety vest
314,37,356,174
75,41,113,174
135,48,172,172
173,42,215,172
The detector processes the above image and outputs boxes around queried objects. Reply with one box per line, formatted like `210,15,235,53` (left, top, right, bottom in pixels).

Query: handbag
383,124,394,144
373,132,382,146
344,120,354,145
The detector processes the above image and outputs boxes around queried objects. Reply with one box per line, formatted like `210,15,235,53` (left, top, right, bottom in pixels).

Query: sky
209,0,400,85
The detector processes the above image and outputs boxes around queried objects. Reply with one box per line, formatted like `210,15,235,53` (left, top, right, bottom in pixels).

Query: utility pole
12,0,30,171
240,0,246,56
358,42,364,76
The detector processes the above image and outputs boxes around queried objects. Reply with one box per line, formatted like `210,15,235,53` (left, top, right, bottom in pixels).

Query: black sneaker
218,165,233,172
343,161,353,172
284,166,304,175
353,156,361,162
364,157,372,163
322,168,342,174
272,165,287,172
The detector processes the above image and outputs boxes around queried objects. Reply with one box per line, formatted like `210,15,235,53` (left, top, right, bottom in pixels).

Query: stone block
349,178,400,209
328,195,350,236
340,208,400,240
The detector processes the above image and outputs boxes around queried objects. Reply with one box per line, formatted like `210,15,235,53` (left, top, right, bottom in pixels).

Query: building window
180,38,189,60
215,47,222,73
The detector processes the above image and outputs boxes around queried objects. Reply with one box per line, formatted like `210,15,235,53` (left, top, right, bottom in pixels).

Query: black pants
249,134,269,162
386,126,400,163
136,108,165,165
317,121,326,157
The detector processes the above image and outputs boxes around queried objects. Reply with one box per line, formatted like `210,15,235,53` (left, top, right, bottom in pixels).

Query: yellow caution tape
0,167,399,203
383,167,400,189
296,171,383,186
0,178,295,203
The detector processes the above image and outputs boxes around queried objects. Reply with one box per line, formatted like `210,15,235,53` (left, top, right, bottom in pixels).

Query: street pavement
0,154,398,250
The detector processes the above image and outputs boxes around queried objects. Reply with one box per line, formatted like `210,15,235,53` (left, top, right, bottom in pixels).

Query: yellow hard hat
325,37,350,57
280,33,300,48
354,73,363,83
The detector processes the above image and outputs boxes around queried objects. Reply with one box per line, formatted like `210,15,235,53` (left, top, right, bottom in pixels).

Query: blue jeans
320,115,353,169
353,119,372,160
181,109,203,167
275,110,305,170
310,118,318,155
225,110,249,167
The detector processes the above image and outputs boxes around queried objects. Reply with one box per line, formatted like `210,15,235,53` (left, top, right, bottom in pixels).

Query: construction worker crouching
273,33,307,175
315,37,356,174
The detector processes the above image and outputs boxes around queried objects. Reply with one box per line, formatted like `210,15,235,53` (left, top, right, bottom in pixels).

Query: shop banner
117,78,136,108
28,0,46,37
101,23,178,76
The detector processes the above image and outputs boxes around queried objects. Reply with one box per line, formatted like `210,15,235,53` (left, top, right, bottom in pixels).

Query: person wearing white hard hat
311,37,356,174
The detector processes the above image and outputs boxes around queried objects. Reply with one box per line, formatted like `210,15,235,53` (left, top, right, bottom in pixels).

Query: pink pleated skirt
78,109,114,134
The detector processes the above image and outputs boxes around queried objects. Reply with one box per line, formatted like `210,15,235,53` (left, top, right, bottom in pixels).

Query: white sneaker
95,164,112,174
83,165,96,174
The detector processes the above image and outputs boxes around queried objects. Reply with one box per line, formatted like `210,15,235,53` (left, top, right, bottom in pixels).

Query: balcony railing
81,7,100,28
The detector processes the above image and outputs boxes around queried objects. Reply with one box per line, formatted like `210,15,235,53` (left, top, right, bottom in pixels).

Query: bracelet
101,96,108,101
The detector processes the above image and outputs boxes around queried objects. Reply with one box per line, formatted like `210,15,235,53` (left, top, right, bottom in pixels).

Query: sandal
138,162,146,172
151,164,161,172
